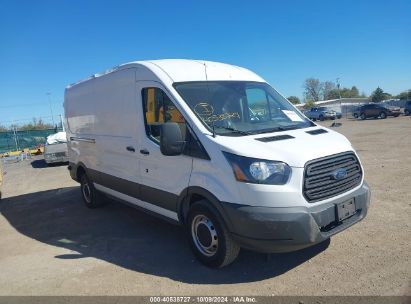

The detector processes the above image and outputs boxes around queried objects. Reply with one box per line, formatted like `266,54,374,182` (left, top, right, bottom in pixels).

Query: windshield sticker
194,102,240,123
203,112,241,123
194,102,214,116
282,110,304,122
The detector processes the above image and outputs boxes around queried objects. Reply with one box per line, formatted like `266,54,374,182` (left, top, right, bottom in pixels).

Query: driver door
136,81,193,218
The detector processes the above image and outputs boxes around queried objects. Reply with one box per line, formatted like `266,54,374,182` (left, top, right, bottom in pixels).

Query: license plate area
336,199,356,222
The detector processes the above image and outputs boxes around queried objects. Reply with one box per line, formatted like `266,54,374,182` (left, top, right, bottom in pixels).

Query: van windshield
173,81,313,136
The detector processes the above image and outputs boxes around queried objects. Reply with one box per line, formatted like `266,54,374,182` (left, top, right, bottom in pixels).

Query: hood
211,127,353,168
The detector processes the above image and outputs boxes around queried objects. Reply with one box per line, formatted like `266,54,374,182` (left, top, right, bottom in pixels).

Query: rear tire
360,113,366,120
186,200,240,268
354,113,358,119
80,173,105,208
405,109,410,116
319,115,324,121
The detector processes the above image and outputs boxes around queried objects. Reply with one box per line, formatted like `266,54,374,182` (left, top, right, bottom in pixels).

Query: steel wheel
82,181,92,204
186,200,240,267
80,173,105,208
191,214,218,257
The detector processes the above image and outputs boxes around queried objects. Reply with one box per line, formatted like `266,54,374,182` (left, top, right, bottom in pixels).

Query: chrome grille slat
303,152,362,202
307,156,356,175
305,163,360,184
305,170,361,189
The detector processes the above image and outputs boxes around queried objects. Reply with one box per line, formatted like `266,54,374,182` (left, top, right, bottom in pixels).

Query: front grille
303,152,362,202
54,152,67,157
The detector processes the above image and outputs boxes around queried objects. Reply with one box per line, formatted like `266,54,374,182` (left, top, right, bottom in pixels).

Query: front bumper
221,181,370,253
44,154,69,164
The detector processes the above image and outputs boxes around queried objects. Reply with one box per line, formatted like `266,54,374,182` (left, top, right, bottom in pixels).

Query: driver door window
142,87,185,143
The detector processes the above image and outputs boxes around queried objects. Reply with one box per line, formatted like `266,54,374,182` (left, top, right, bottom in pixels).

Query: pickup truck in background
304,107,339,121
404,100,411,116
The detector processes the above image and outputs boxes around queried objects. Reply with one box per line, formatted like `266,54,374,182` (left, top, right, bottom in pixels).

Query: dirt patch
0,116,410,296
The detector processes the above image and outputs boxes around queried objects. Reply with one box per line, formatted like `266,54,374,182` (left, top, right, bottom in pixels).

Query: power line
0,102,62,108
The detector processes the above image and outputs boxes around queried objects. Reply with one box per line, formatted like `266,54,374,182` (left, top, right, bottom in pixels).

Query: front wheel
354,113,358,119
360,113,366,120
380,112,387,119
405,109,410,116
187,200,240,268
319,115,324,121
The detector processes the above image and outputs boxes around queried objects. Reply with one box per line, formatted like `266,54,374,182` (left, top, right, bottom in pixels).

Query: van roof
67,59,265,88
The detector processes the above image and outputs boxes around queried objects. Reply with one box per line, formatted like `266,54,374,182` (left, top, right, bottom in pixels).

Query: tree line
0,118,56,132
286,77,411,105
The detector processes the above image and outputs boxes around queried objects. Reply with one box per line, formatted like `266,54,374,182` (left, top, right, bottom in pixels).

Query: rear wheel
360,113,366,120
319,115,324,121
405,109,410,116
187,200,240,268
354,113,358,119
380,112,387,119
80,173,105,208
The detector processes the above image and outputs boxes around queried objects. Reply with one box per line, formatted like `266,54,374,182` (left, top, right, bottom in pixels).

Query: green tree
304,100,316,109
371,87,387,103
396,90,411,100
287,96,300,105
350,86,360,98
323,81,339,100
303,78,323,101
18,118,54,131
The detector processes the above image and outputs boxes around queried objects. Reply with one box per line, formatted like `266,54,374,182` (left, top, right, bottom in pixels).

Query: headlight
223,152,291,185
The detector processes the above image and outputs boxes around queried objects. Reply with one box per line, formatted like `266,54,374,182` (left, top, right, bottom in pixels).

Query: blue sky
1,0,410,125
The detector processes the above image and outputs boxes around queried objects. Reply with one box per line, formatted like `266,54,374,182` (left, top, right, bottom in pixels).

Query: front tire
187,200,240,268
80,174,105,208
405,109,410,116
380,112,387,119
354,113,358,119
319,115,324,121
360,113,366,120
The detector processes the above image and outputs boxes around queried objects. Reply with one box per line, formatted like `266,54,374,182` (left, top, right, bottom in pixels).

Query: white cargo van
64,60,370,267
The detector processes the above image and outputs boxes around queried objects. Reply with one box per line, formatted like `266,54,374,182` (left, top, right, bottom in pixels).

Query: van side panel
65,68,140,184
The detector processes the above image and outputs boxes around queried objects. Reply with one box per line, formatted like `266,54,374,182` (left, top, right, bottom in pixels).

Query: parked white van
64,60,370,267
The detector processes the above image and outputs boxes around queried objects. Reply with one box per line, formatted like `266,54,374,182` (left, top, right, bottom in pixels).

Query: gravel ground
0,116,410,296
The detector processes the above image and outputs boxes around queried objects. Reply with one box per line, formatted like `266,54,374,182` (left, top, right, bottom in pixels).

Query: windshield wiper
214,126,253,136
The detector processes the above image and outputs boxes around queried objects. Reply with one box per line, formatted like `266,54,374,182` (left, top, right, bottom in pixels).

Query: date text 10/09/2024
149,297,257,303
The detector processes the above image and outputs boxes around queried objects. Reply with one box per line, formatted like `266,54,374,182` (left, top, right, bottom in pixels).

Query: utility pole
336,78,343,117
47,92,55,127
12,122,19,151
60,114,65,132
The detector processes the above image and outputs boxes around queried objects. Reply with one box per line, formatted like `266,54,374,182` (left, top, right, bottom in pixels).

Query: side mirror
160,122,186,156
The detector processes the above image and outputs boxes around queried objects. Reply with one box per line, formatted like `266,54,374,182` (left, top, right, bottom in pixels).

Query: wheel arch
177,186,234,231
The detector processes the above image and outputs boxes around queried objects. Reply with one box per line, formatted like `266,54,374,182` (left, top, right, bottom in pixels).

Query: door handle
126,146,135,152
140,149,150,155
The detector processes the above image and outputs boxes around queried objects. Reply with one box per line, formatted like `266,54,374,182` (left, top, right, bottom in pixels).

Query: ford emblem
332,168,348,180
